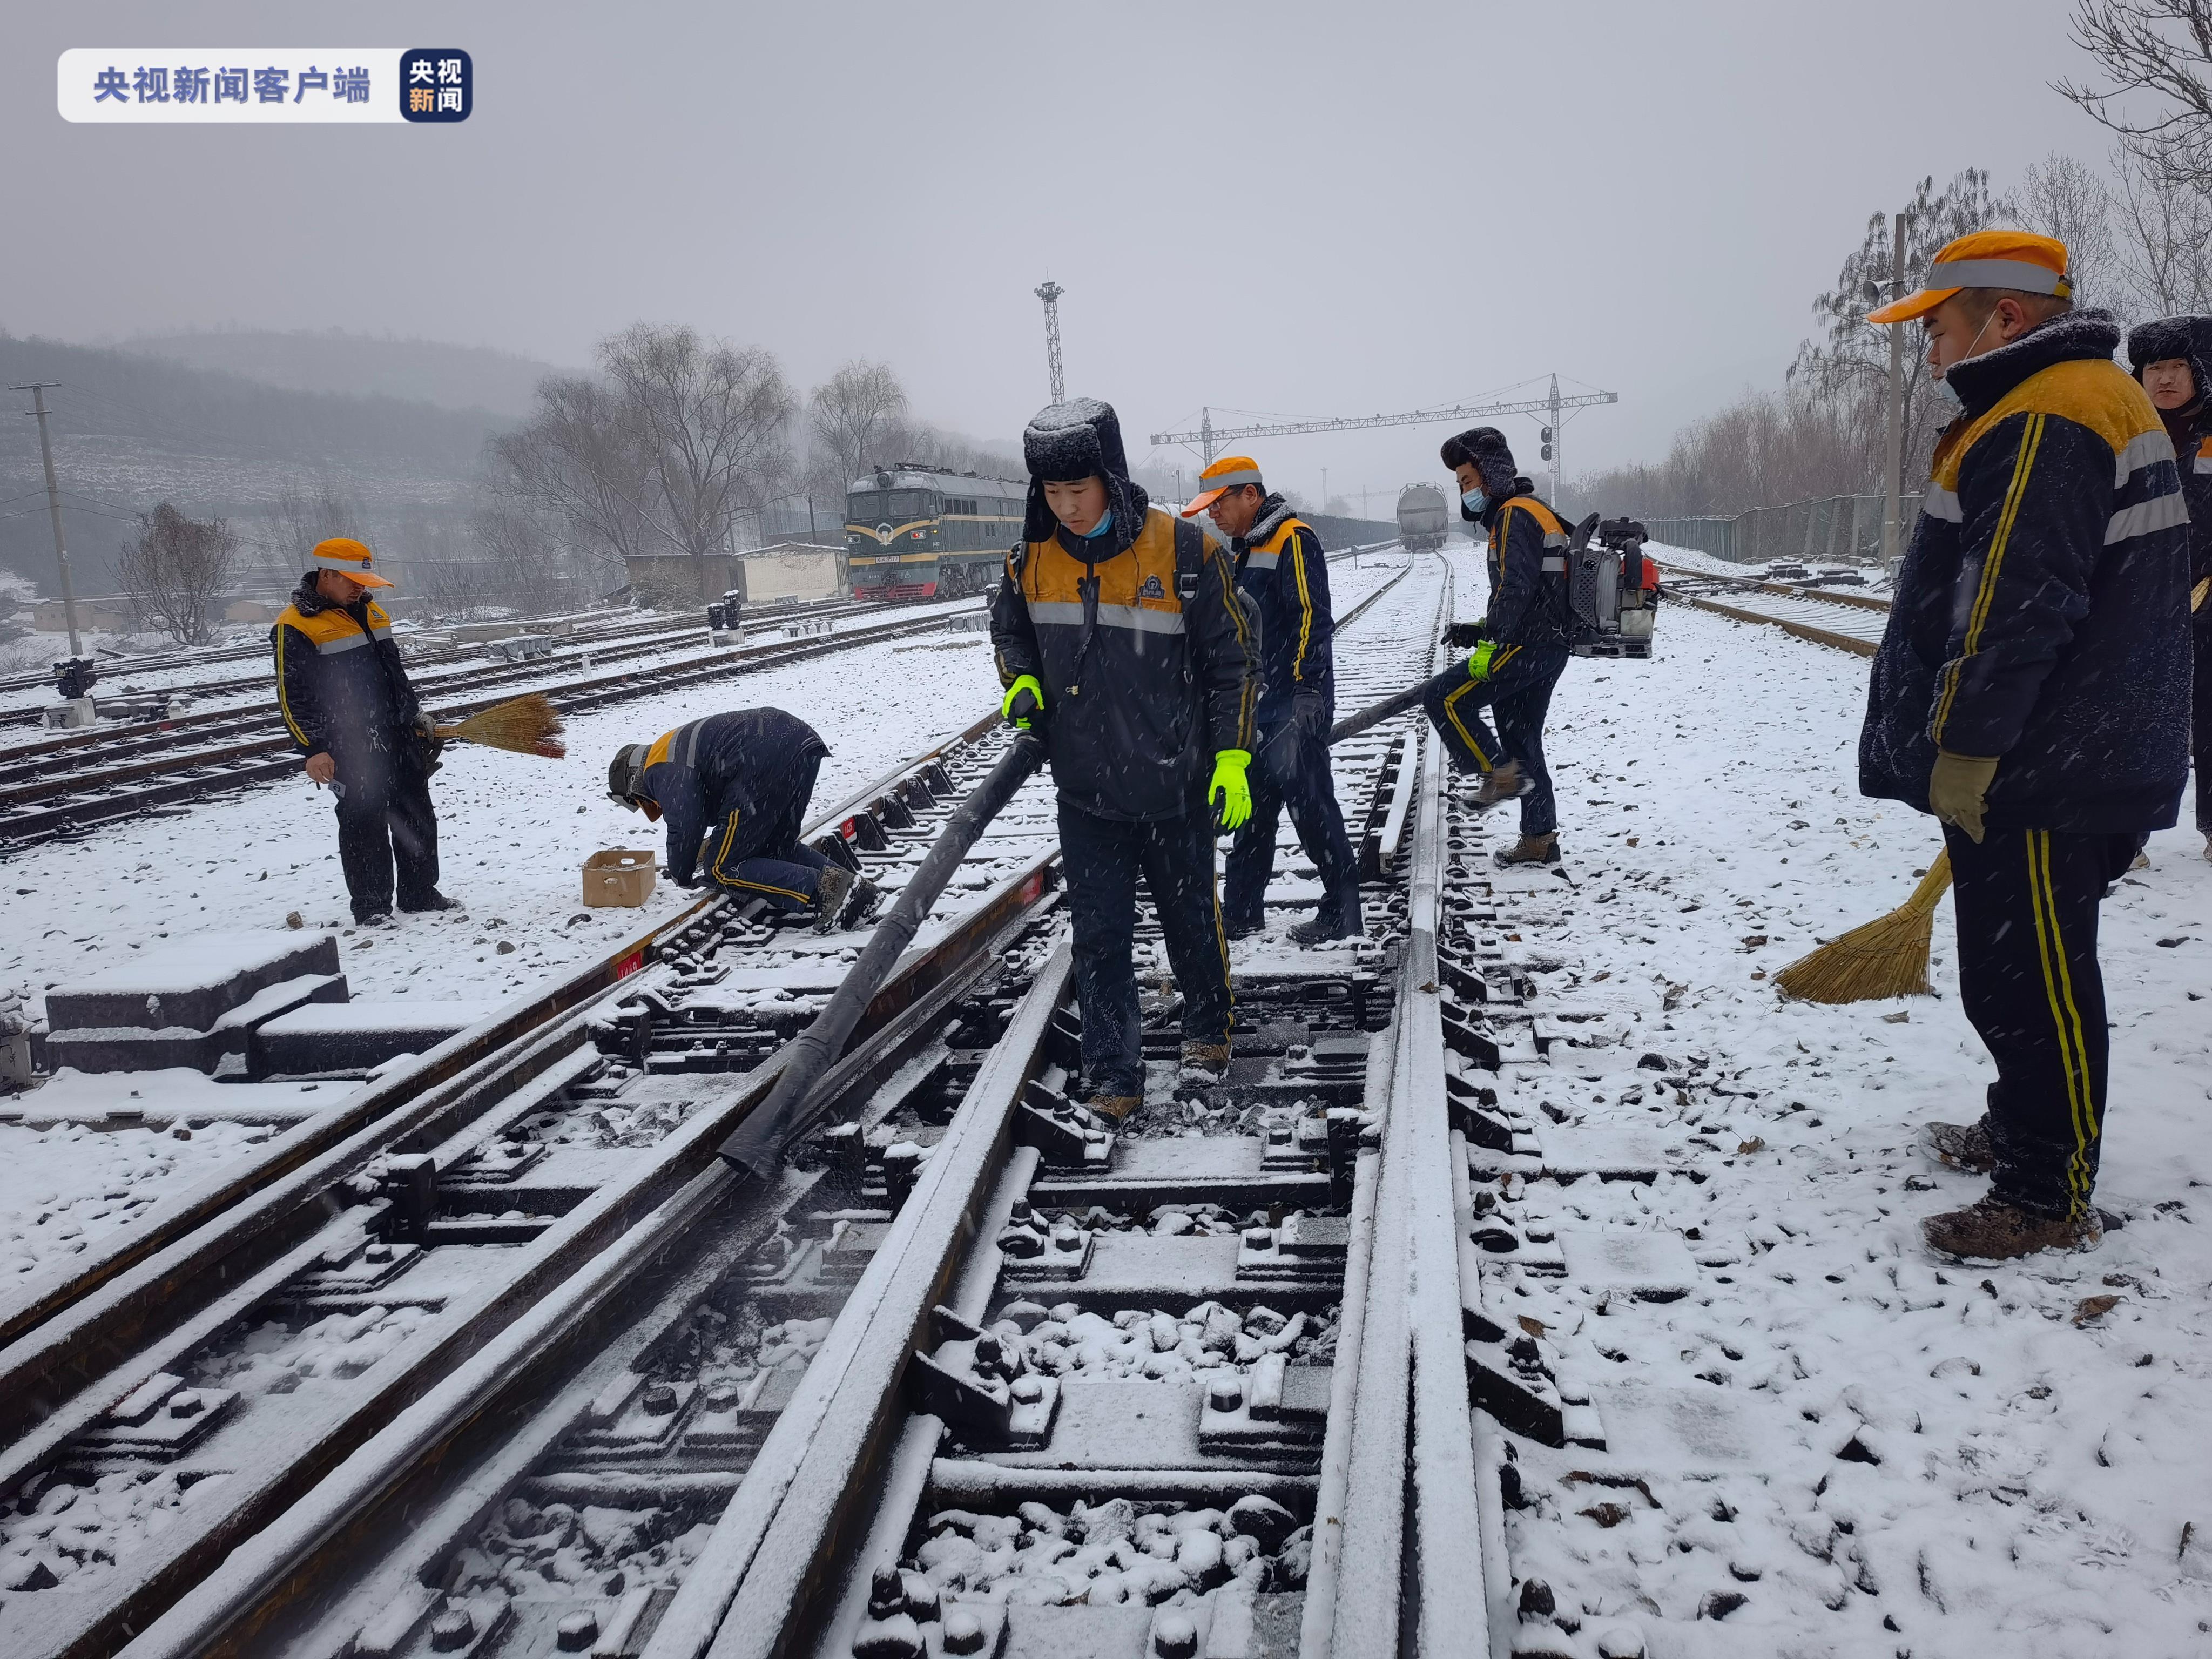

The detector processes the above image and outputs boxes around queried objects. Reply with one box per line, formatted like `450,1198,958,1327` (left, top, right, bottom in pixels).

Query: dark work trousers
705,749,832,915
2195,622,2211,829
333,748,439,921
1058,797,1233,1099
1421,644,1570,837
1945,823,2140,1220
1224,717,1362,928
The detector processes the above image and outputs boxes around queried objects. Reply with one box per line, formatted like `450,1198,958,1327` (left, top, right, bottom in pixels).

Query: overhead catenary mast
1034,281,1065,404
1151,376,1617,503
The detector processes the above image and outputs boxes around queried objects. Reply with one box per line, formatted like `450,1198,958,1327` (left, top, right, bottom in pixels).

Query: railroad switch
907,1305,1059,1449
376,1153,437,1243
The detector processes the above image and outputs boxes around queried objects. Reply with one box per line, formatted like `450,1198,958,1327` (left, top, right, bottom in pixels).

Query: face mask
1461,488,1487,515
1080,508,1115,539
1931,308,1999,409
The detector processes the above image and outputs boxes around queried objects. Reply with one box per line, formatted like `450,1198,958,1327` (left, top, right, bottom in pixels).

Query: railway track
1650,557,1889,657
0,554,1460,1659
0,604,979,851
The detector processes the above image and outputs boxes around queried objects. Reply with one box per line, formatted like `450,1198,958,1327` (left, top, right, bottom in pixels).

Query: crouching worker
990,399,1256,1121
1417,427,1576,867
605,708,880,933
274,537,456,926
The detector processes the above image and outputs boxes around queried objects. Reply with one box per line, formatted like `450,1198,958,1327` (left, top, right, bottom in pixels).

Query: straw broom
1773,848,1952,1003
432,693,567,759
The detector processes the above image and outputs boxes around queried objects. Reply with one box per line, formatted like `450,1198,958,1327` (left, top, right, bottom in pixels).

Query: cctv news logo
57,48,471,123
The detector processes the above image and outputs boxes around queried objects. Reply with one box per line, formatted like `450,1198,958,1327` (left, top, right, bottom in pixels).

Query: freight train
845,464,1028,599
1395,481,1451,553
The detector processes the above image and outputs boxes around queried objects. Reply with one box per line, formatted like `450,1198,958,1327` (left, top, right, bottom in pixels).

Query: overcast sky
6,0,2117,505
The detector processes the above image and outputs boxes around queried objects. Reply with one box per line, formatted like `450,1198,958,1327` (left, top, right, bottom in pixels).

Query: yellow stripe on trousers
1440,679,1493,769
2025,829,2098,1216
713,811,812,903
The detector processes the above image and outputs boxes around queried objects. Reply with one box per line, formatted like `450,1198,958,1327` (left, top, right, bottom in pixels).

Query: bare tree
1791,168,2009,496
2059,1,2212,185
485,375,660,590
2019,151,2130,316
807,361,911,500
120,503,239,645
262,473,369,569
2110,139,2212,312
602,323,795,598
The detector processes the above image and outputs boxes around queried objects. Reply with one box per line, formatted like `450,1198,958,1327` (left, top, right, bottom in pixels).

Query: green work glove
1001,673,1046,730
1210,748,1253,831
1928,750,1999,844
1466,640,1499,682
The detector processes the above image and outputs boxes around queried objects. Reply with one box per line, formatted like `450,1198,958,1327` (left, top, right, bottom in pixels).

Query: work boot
813,865,858,933
1473,762,1531,810
353,908,393,928
2202,832,2212,865
1179,1040,1231,1087
1921,1195,2101,1260
1921,1117,1994,1174
399,891,462,913
1289,894,1363,945
837,874,883,931
1493,833,1560,868
1223,914,1264,942
1086,1094,1144,1123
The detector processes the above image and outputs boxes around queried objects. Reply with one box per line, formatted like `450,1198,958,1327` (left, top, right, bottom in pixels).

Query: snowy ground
1476,581,2212,1655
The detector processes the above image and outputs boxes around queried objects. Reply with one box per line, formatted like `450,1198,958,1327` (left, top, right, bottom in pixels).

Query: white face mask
1931,307,2001,408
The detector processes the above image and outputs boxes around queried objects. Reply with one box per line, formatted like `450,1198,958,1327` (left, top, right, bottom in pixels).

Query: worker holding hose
1185,456,1364,945
272,537,456,926
605,708,880,933
1416,427,1577,867
990,399,1256,1121
2125,314,2212,864
1860,232,2191,1260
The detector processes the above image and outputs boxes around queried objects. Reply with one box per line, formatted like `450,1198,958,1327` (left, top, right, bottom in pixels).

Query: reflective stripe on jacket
990,504,1255,822
1235,497,1334,722
271,591,421,760
1482,493,1578,649
1861,312,2192,834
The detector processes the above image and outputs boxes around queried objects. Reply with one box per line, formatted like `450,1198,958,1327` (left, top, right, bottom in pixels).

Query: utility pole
1199,407,1215,465
1034,281,1065,404
1879,211,1911,575
1546,374,1562,508
1321,467,1329,511
12,382,82,656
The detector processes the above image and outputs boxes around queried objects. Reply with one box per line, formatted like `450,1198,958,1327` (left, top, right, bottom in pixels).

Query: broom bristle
436,693,567,759
1773,848,1953,1004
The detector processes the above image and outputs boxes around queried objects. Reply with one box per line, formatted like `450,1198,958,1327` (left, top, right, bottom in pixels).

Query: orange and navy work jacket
1233,495,1335,722
271,586,423,761
989,504,1255,822
1479,491,1578,650
637,709,829,889
1862,313,2191,835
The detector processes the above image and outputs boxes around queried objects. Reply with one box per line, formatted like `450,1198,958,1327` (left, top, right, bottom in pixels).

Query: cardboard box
583,848,658,907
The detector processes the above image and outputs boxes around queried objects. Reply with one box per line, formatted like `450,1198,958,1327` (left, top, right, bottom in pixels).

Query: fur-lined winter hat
1440,426,1518,501
2126,315,2212,404
1021,398,1149,549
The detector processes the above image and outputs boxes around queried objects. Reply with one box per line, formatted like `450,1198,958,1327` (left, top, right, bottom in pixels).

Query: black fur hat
2126,315,2212,407
1440,426,1518,503
1021,398,1148,550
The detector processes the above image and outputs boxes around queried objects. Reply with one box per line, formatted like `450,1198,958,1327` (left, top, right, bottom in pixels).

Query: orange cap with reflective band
1181,454,1265,517
309,536,394,589
1866,230,2073,326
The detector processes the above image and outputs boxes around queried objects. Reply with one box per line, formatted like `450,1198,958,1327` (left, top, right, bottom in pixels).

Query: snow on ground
1479,569,2212,1655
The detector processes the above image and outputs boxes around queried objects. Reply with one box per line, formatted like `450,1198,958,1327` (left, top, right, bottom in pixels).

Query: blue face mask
1461,488,1487,516
1080,508,1115,539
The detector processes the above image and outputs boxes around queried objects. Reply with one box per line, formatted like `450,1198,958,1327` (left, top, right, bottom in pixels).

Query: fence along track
85,555,1447,1659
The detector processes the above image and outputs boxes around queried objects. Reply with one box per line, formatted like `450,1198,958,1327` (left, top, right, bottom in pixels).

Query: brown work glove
1928,750,1999,844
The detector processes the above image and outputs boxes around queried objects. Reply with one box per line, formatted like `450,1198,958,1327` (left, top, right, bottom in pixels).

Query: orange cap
1181,455,1264,517
309,536,394,589
1867,230,2073,325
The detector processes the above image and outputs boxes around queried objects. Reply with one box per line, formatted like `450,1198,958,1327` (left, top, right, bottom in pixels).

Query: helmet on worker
607,744,661,820
1182,455,1268,539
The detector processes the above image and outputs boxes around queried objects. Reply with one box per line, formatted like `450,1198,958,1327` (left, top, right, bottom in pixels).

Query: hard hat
606,743,661,819
1867,230,2072,326
309,536,394,589
1181,455,1264,518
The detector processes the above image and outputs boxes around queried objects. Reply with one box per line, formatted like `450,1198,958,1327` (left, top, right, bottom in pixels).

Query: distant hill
0,333,513,594
112,327,563,419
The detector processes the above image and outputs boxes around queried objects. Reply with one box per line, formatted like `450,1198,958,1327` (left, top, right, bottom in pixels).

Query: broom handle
1904,846,1953,912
